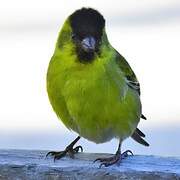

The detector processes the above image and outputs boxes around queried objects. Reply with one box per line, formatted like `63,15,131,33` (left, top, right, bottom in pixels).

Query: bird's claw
94,155,120,168
73,145,83,153
99,162,107,168
46,151,67,161
94,150,133,168
46,145,83,161
93,158,102,163
121,150,133,159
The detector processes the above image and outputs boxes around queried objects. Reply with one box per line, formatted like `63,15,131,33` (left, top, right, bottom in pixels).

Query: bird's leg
94,140,133,167
46,136,83,161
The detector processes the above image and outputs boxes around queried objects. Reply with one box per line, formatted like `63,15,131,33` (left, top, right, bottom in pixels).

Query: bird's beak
81,36,96,53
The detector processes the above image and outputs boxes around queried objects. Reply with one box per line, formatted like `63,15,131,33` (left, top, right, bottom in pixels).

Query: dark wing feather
136,128,145,137
115,52,140,94
131,129,149,146
115,52,147,120
141,114,147,120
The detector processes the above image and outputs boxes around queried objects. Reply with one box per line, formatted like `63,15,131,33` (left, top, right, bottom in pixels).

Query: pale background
0,0,180,156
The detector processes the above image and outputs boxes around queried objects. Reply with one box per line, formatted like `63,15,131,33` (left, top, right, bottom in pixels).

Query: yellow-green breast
47,44,141,143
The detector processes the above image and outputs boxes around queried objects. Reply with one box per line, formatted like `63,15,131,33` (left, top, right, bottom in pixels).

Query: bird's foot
94,153,121,168
46,136,82,161
94,149,133,167
46,145,83,161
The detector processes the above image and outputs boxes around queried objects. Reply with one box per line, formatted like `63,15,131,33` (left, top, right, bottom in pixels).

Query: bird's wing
115,52,147,120
115,52,149,146
115,52,141,95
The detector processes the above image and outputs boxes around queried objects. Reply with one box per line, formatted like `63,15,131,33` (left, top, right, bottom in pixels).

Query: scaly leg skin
46,136,83,161
94,140,133,168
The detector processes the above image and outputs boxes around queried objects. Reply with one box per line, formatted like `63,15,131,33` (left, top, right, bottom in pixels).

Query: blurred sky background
0,0,180,157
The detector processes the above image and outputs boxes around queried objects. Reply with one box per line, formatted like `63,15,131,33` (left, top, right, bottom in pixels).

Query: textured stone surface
0,149,180,180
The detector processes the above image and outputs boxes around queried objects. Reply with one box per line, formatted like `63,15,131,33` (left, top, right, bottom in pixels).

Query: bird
46,7,149,167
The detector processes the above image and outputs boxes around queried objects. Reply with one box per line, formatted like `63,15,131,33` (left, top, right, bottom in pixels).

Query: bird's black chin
77,49,95,63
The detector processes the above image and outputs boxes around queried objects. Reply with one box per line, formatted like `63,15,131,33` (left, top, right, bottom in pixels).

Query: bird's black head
70,8,105,63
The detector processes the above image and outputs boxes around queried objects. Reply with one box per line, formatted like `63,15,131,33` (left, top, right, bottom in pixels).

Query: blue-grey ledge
0,149,179,180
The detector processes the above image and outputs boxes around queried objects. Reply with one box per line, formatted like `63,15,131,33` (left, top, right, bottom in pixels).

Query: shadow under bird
46,8,149,167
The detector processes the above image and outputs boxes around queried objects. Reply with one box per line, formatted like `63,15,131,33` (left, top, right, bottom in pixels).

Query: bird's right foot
46,136,82,161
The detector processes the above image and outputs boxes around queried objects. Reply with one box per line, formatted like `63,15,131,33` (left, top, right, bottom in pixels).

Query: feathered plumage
46,8,149,166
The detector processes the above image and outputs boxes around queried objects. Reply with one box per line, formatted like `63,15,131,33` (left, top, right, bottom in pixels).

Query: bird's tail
131,128,149,146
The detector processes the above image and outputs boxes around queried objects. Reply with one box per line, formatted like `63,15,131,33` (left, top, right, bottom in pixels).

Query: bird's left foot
94,150,133,167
